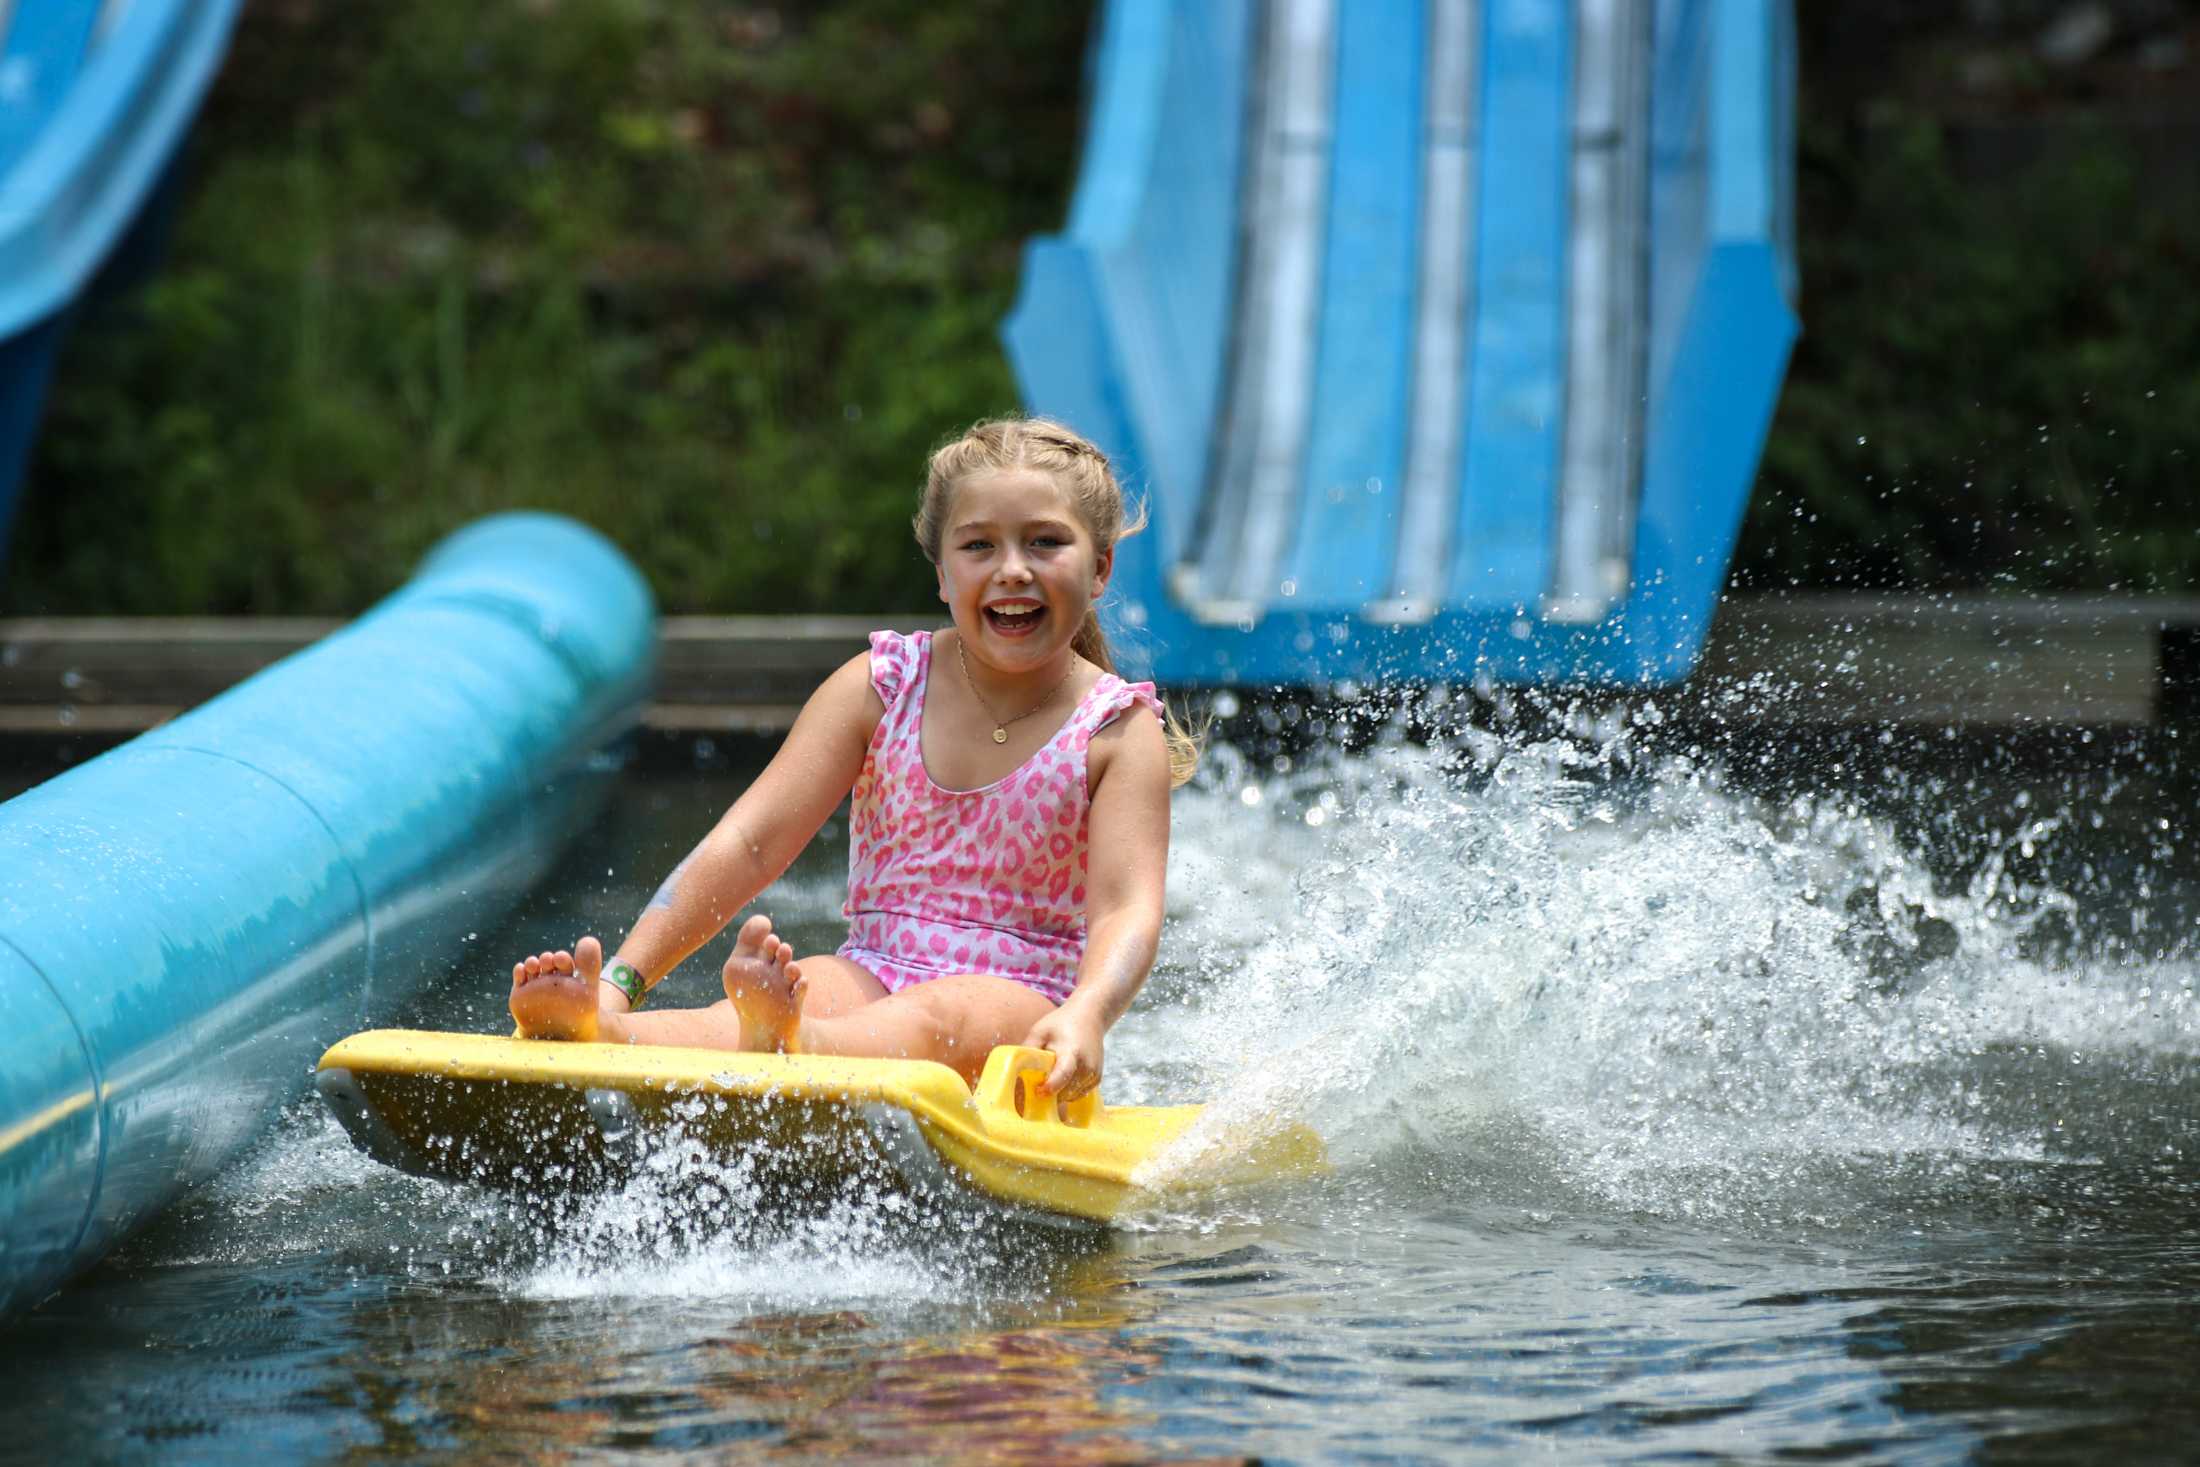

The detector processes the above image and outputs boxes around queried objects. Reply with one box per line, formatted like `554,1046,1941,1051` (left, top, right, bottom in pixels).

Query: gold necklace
956,635,1072,744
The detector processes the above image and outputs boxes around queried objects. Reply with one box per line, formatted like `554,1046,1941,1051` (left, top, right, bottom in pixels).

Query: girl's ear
935,561,950,604
1092,542,1114,597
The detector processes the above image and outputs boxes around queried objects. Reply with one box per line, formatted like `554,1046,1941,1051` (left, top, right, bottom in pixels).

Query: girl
507,417,1197,1101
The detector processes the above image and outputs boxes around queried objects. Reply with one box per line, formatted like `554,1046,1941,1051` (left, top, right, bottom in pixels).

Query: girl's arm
1023,704,1171,1097
595,652,882,1017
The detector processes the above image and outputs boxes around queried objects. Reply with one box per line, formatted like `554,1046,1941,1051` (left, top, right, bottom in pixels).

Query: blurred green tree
7,1,2196,613
8,0,1089,614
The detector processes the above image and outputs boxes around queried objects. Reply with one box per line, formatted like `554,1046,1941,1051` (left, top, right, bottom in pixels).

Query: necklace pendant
992,726,1009,744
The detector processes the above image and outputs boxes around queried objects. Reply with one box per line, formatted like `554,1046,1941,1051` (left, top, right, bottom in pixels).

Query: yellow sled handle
975,1045,1102,1129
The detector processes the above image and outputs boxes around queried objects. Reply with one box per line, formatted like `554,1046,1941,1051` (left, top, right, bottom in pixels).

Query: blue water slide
0,0,243,572
1005,0,1799,687
0,513,656,1314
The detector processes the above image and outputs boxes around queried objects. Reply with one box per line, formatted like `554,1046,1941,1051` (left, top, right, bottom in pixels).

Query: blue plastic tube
0,0,247,567
0,512,655,1314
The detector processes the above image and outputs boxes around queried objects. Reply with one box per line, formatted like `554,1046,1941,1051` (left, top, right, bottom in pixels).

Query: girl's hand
1022,1002,1107,1100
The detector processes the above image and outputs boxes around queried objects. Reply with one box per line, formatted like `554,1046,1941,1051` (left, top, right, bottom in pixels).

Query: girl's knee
899,988,968,1047
794,955,888,1020
930,983,1049,1057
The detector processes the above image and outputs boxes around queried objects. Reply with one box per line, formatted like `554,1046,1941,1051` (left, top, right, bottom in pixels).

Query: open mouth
984,602,1046,635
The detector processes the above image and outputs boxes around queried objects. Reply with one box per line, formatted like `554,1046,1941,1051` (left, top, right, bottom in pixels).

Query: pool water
3,715,2196,1462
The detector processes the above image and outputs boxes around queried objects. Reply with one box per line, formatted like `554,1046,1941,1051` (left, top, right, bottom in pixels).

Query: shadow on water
2,693,2197,1461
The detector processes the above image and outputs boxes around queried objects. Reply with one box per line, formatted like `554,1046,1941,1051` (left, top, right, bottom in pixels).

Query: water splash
1128,709,2199,1225
163,1093,1074,1313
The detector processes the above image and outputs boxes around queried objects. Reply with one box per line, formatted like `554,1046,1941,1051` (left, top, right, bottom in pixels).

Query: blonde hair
916,416,1203,787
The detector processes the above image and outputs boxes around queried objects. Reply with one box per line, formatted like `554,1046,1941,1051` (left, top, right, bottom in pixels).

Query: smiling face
936,469,1113,674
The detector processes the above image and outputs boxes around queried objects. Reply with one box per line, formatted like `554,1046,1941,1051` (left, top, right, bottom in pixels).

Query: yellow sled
315,1031,1323,1224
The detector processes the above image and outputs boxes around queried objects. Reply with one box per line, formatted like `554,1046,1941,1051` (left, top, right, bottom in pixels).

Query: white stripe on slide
1187,0,1336,623
1548,0,1652,624
1372,0,1480,625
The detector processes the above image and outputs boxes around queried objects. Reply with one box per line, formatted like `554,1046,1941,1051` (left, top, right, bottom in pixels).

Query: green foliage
6,0,1089,614
1737,113,2200,592
11,5,2195,610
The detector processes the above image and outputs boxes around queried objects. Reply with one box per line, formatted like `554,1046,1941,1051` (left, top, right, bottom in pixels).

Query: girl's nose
995,553,1033,585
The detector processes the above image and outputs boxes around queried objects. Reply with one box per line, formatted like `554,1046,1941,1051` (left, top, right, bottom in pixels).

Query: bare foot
510,935,608,1042
721,915,805,1052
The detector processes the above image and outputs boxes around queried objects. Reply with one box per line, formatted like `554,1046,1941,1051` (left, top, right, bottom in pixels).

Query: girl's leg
514,917,1046,1078
718,925,1055,1082
620,947,890,1050
792,975,1055,1086
779,952,890,1019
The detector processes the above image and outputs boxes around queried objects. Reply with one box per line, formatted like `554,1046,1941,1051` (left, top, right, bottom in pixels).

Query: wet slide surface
1006,0,1798,687
2,735,2195,1461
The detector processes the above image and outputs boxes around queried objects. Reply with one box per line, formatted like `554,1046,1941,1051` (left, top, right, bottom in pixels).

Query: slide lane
1448,0,1570,616
1282,0,1420,614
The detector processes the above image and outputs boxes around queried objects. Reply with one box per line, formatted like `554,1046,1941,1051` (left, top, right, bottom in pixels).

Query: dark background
3,0,2194,616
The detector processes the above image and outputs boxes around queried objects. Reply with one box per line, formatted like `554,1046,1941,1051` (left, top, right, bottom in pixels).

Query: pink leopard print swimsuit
837,629,1163,1005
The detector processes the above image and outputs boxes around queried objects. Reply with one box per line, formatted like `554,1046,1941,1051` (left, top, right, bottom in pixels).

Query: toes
514,948,601,988
734,914,773,958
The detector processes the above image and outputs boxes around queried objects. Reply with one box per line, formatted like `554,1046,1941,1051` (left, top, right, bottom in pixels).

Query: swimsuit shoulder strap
866,628,928,711
1074,674,1165,742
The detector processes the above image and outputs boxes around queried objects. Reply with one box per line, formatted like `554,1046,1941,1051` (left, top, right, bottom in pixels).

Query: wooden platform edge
4,598,2199,735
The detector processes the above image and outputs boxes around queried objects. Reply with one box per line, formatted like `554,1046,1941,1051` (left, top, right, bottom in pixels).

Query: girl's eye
961,539,992,552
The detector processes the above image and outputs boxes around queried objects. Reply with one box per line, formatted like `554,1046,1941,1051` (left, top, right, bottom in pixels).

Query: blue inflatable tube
0,512,655,1314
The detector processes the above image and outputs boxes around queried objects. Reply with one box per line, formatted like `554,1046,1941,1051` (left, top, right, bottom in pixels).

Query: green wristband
603,960,647,1008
